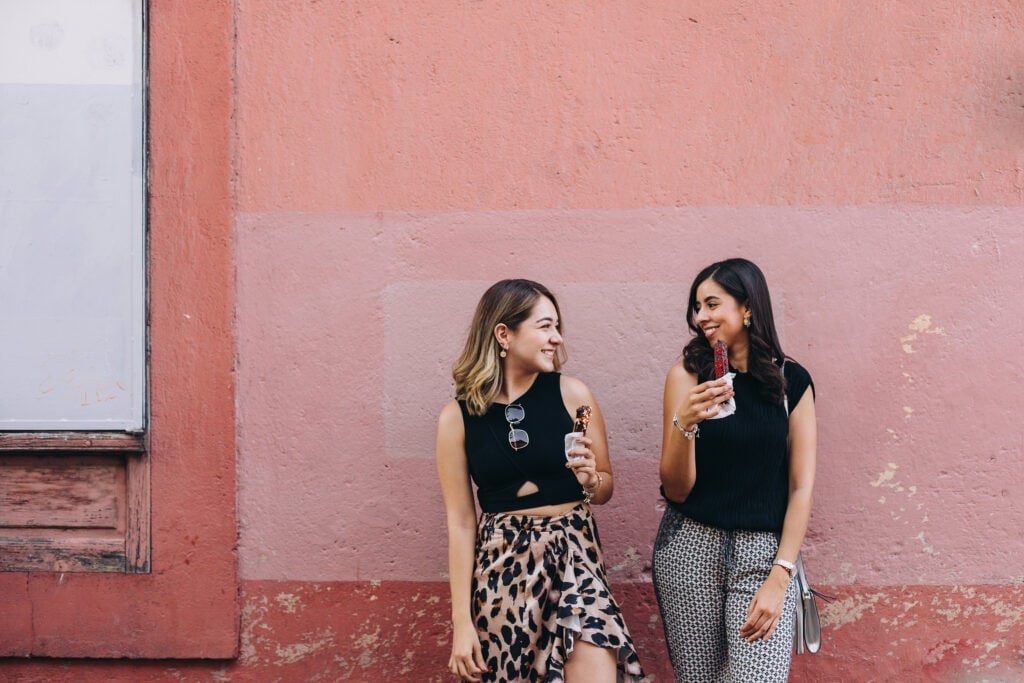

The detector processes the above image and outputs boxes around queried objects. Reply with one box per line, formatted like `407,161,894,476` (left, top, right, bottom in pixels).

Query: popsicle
714,341,729,379
572,405,592,435
565,405,592,462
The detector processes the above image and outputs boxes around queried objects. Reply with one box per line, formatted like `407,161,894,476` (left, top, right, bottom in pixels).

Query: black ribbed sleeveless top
666,360,814,532
458,372,584,513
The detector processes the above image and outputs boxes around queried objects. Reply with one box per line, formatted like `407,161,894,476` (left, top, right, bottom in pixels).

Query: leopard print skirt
472,503,645,682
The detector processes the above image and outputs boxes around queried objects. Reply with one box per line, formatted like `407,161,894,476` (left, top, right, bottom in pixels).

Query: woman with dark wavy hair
436,279,644,682
652,258,817,682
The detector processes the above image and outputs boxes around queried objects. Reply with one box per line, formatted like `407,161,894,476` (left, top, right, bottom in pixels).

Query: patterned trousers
652,506,797,683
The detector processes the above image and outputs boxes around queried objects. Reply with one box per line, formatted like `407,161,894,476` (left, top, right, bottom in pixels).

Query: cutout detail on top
516,480,539,497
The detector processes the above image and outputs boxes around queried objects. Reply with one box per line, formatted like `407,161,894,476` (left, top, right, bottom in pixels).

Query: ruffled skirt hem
472,504,645,682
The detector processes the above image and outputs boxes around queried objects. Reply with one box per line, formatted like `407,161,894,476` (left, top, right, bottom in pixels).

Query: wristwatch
773,558,796,578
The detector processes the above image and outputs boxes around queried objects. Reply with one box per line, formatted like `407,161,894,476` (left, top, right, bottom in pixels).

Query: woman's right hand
675,377,734,429
449,621,488,681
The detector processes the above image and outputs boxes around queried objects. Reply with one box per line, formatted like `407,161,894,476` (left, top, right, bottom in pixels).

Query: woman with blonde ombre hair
436,279,644,682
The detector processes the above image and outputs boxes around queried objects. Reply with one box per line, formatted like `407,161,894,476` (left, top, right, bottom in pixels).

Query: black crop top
665,360,815,532
459,372,586,513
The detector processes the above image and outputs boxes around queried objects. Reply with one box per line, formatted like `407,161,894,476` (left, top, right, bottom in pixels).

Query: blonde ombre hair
454,279,567,415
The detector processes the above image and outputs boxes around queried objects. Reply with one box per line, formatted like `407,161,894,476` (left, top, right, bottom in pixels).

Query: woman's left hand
565,436,600,490
739,569,789,642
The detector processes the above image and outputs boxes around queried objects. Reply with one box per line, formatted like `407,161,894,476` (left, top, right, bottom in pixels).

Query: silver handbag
793,553,833,654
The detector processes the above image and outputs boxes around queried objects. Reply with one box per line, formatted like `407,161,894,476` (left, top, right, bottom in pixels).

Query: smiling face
498,295,562,374
694,277,750,347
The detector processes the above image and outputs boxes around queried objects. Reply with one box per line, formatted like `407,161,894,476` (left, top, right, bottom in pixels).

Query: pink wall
229,1,1024,678
237,208,1024,587
5,1,1024,681
236,2,1024,209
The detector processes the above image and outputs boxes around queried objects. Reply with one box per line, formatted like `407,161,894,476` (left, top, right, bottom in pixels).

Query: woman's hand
674,377,734,429
738,568,790,643
565,435,600,490
449,621,487,681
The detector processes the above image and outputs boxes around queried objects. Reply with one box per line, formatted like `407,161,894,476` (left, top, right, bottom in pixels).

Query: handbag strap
781,359,789,416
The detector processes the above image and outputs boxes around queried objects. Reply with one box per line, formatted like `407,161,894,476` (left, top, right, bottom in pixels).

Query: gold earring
499,347,507,358
744,316,751,328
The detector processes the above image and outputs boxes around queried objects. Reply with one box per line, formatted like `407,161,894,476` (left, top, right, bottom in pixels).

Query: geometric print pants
652,506,797,683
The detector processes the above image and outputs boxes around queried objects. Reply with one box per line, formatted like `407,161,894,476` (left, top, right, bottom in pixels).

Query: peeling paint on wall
7,581,1024,681
900,313,947,353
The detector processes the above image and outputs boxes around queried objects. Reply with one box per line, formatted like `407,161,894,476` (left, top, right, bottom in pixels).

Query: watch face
774,560,795,577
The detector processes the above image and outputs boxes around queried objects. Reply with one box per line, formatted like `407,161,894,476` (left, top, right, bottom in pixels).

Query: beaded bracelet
583,471,604,504
672,413,700,440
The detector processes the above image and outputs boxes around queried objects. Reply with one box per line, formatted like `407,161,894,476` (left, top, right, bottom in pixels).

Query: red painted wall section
5,1,1024,681
4,583,1023,681
0,0,239,659
143,0,240,651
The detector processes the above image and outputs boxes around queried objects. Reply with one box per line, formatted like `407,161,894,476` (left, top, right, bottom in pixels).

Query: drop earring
743,316,751,328
499,347,507,358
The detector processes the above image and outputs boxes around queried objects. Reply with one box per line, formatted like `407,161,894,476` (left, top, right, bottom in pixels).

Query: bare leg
564,640,616,683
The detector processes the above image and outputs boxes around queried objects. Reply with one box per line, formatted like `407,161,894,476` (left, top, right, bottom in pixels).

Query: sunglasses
505,403,529,451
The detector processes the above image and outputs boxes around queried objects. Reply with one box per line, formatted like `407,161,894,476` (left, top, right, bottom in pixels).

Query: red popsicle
714,341,729,378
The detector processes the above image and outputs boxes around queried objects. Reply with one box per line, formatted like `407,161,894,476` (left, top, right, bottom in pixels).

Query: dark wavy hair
682,258,787,404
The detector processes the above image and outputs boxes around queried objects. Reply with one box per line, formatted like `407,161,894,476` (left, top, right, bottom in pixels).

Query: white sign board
0,0,145,430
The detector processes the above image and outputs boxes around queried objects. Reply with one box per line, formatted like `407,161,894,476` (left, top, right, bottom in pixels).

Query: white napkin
706,372,736,419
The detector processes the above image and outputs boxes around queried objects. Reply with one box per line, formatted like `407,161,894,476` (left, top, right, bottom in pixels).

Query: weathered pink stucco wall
228,1,1024,679
237,207,1024,589
5,1,1024,681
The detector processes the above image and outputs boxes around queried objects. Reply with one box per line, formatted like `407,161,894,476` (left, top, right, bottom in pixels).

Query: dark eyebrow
535,316,558,325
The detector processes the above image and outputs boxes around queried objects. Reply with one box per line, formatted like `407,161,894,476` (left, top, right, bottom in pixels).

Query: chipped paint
275,592,302,614
868,462,935,558
900,333,918,353
992,599,1024,633
274,628,336,665
611,546,642,572
4,581,1024,680
900,314,947,353
836,562,858,583
908,314,946,335
870,462,900,487
238,595,269,665
822,591,885,629
352,624,380,650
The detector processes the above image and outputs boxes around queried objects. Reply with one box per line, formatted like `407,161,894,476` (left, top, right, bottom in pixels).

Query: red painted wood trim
125,453,150,573
0,536,125,573
0,433,145,452
0,459,123,529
